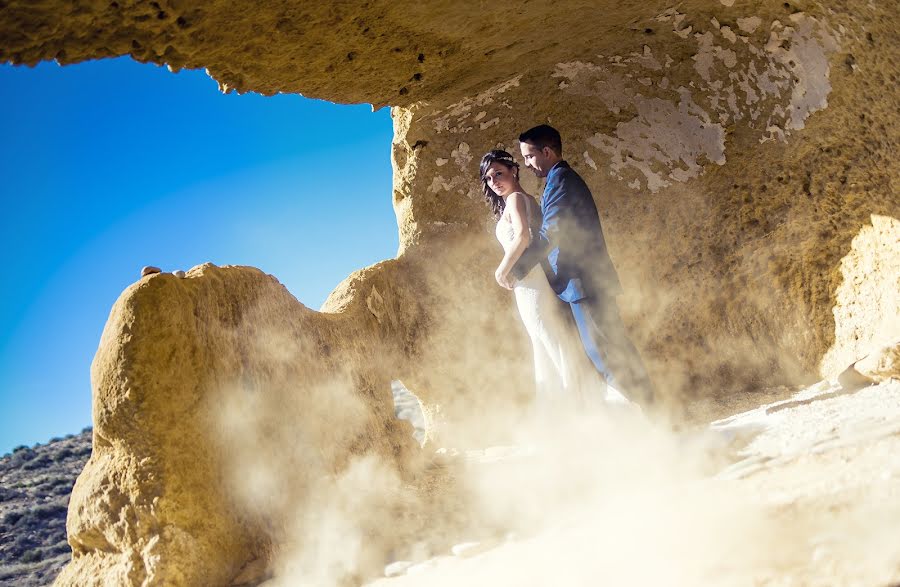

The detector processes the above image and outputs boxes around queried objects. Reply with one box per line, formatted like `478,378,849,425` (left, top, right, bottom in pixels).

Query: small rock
837,364,873,392
384,561,413,577
404,556,452,575
450,540,500,558
141,266,162,277
405,559,436,575
451,541,485,558
173,270,186,278
854,338,900,383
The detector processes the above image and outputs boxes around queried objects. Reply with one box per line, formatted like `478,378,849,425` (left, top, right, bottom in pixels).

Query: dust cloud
207,226,896,587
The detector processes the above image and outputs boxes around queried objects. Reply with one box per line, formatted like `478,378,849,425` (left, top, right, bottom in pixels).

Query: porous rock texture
2,0,897,585
53,258,523,586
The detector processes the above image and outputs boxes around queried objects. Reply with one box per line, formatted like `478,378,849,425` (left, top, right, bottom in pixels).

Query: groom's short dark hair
519,124,562,156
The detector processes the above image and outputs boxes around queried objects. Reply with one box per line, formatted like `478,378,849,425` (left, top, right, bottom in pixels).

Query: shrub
3,510,23,526
50,480,75,496
53,448,73,461
0,486,23,502
22,454,52,471
49,540,71,556
32,503,68,521
7,452,29,468
73,445,92,458
8,533,37,556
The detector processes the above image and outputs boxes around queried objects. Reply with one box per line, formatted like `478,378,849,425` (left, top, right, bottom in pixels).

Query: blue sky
0,57,397,454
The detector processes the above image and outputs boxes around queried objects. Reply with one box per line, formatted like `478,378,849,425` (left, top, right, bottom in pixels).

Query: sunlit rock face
54,259,527,586
3,0,895,402
388,1,898,412
3,0,897,585
55,264,437,586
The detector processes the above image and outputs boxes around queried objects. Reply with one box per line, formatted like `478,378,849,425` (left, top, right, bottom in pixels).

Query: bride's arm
495,192,530,289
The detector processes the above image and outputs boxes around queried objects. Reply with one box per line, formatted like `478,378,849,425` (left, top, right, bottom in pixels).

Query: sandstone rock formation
3,0,896,409
51,265,402,585
2,0,897,585
386,3,900,410
52,261,525,586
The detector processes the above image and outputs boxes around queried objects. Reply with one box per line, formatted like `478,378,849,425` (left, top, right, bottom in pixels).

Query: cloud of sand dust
371,379,900,586
206,180,897,587
204,225,800,587
381,410,763,583
212,309,421,587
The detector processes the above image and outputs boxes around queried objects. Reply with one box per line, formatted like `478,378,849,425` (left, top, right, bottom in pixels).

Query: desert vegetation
0,430,92,586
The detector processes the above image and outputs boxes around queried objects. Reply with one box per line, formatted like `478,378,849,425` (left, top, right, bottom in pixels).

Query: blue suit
512,161,655,407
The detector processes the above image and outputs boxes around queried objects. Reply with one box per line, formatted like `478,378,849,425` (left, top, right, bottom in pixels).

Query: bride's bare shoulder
506,191,533,205
508,190,532,199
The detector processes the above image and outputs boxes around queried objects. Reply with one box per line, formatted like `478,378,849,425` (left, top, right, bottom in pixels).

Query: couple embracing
481,125,656,415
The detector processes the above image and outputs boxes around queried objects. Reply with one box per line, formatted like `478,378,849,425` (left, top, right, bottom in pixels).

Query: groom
512,124,656,408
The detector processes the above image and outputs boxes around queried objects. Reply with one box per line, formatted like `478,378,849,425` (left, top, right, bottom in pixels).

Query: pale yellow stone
1,1,892,584
855,339,900,383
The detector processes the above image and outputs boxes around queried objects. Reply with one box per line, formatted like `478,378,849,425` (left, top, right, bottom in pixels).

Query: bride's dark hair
479,149,520,219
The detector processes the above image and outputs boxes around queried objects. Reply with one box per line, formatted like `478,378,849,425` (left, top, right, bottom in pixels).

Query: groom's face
520,141,555,178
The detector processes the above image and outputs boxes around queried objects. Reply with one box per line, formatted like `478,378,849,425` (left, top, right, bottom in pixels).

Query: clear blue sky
0,57,397,454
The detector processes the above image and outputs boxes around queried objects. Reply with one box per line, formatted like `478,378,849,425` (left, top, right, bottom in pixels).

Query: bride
479,149,624,411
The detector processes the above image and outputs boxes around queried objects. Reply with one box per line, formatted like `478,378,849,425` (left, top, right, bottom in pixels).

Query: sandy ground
366,379,900,587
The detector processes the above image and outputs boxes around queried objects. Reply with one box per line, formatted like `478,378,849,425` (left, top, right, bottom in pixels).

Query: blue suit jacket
512,161,621,302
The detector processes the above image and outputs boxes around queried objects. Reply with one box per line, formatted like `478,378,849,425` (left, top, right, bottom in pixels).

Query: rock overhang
0,0,821,107
4,2,899,584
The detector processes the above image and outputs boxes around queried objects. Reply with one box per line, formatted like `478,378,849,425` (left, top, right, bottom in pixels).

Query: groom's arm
510,174,567,280
537,173,567,248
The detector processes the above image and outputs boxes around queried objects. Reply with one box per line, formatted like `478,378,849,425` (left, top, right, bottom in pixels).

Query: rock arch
2,1,897,584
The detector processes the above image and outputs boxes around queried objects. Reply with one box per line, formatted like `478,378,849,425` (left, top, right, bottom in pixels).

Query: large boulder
56,258,527,585
55,264,416,585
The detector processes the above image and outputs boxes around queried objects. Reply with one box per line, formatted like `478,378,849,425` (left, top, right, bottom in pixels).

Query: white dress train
496,196,620,412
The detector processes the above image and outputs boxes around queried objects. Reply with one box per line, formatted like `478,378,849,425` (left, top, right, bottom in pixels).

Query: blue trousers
569,295,656,407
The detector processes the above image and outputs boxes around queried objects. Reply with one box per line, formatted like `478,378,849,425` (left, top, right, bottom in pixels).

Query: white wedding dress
496,196,615,412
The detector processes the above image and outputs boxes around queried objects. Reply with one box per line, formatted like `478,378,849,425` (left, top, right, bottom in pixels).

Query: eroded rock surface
387,2,899,413
54,262,526,586
2,0,895,408
1,1,897,585
54,265,417,586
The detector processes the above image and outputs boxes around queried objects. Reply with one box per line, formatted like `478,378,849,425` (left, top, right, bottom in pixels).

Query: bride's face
484,162,517,197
